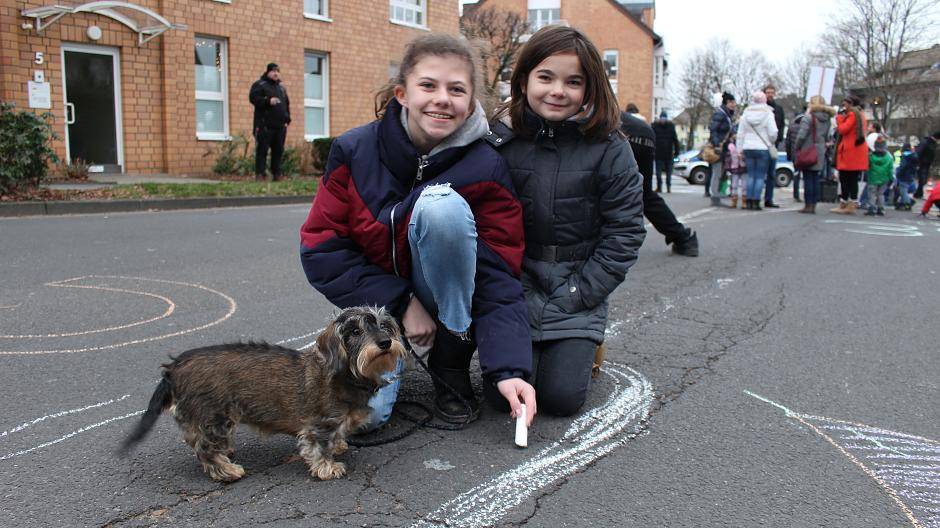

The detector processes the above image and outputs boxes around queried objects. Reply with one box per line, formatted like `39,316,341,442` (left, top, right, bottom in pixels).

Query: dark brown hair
500,26,620,140
374,34,483,119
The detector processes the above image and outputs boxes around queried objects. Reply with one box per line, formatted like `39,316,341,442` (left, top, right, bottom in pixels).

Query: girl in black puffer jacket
486,26,646,416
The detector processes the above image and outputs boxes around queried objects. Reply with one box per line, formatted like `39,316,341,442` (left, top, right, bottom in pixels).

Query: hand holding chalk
495,378,537,427
515,404,528,448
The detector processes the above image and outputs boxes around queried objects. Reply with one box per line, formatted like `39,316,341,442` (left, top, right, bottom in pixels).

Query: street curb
0,195,316,217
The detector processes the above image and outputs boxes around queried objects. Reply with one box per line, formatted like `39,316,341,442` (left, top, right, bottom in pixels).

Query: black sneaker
764,202,781,208
672,231,699,257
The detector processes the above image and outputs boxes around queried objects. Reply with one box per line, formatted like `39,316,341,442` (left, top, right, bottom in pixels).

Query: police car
673,150,795,188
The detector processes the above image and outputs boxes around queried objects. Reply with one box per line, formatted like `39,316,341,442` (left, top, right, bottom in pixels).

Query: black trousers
643,168,689,245
839,170,861,201
255,126,287,177
655,156,673,190
484,338,596,416
915,165,930,198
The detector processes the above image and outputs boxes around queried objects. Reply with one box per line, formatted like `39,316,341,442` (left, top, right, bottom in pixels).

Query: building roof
470,0,661,44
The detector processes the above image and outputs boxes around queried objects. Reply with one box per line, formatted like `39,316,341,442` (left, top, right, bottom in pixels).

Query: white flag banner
806,66,837,103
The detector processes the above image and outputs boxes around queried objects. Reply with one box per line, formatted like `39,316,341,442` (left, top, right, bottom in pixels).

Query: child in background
895,143,917,211
725,131,746,209
865,136,893,216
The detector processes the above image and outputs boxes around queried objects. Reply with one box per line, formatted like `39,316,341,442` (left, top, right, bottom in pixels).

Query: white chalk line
745,390,937,528
0,394,131,439
0,275,237,355
413,363,653,528
0,279,176,338
0,410,145,462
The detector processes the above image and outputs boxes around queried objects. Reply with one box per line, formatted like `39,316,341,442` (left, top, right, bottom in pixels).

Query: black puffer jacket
249,75,291,131
487,111,646,343
651,119,680,160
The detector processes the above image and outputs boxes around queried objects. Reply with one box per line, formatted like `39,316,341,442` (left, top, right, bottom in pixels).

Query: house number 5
34,52,44,65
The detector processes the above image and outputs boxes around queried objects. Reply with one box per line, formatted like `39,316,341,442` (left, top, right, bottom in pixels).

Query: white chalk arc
0,275,237,355
413,363,654,528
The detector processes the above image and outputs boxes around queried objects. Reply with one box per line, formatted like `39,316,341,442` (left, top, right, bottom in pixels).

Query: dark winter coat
249,75,291,131
767,99,786,145
487,111,646,344
651,119,681,160
785,113,805,161
896,151,918,183
916,136,937,169
300,99,531,382
708,106,734,149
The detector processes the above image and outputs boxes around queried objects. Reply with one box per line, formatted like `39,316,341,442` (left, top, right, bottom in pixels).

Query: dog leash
346,346,475,447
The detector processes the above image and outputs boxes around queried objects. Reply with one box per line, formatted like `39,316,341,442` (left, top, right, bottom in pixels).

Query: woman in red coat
831,95,869,214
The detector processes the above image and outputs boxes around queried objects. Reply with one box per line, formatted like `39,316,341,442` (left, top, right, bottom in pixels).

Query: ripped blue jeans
361,184,477,431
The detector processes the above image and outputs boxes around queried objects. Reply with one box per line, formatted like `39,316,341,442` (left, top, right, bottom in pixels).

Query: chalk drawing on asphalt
0,275,236,355
824,219,925,237
412,362,653,528
746,390,940,528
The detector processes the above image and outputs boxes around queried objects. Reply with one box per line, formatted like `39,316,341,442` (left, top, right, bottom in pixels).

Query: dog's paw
332,439,348,456
207,462,245,482
313,460,346,480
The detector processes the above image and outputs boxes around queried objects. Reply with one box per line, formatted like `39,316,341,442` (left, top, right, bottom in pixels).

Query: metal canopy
22,1,187,45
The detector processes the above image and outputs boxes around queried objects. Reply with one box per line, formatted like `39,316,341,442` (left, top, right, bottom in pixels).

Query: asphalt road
1,178,938,527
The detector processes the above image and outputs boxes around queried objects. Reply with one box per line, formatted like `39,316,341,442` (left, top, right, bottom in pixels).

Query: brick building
0,0,459,175
467,0,665,119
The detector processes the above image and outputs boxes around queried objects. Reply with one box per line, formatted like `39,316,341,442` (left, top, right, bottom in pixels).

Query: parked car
673,149,794,187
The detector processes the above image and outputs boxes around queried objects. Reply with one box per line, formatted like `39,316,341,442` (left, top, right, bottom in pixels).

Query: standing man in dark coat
914,131,940,198
249,63,291,181
651,111,681,193
622,112,699,256
763,84,785,207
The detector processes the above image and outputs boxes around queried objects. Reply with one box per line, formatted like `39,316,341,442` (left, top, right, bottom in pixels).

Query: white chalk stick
514,404,528,448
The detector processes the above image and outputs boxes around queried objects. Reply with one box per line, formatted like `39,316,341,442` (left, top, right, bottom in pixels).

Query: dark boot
672,230,699,257
427,327,479,424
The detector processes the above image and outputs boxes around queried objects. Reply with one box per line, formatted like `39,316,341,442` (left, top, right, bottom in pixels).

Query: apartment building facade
469,0,664,119
0,0,458,174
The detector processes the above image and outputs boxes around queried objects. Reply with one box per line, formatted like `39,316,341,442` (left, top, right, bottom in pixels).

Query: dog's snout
378,338,392,350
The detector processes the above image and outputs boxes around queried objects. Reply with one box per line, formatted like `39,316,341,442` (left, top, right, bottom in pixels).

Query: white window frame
303,0,331,22
604,49,619,94
304,51,330,140
194,35,229,141
389,0,427,30
527,8,559,31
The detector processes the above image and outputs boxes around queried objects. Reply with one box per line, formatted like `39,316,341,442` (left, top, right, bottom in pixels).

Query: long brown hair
500,26,620,140
374,34,483,119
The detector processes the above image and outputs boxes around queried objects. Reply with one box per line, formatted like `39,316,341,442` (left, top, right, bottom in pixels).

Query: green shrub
281,146,301,177
208,133,251,176
0,102,59,195
310,137,335,174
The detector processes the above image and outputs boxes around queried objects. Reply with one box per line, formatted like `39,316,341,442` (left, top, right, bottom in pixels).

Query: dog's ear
315,321,347,375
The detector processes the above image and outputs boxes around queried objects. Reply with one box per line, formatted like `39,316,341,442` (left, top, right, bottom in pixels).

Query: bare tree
459,7,530,110
677,38,777,147
820,0,938,128
778,44,819,99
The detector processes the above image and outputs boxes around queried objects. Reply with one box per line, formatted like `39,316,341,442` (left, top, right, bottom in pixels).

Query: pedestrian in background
707,92,736,205
914,131,939,198
736,91,778,210
622,111,699,255
859,121,884,210
786,104,808,203
763,84,785,208
895,142,917,210
726,130,746,209
865,136,893,216
794,95,834,214
625,102,647,122
249,63,291,181
831,95,868,215
652,111,681,193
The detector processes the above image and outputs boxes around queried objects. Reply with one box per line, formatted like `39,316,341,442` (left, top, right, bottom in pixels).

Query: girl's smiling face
394,54,473,154
524,52,586,122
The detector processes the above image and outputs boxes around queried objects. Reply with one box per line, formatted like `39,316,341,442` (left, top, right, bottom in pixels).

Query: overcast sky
461,0,834,66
